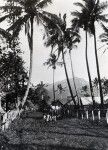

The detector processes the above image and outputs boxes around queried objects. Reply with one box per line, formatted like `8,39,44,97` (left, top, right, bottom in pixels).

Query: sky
1,0,108,85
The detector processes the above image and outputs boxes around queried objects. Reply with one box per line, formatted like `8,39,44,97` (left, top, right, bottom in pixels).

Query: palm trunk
21,18,34,108
94,28,104,107
61,49,76,105
53,68,55,101
85,31,95,107
69,51,79,104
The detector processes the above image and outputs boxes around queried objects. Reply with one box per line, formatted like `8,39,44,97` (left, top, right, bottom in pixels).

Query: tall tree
71,3,95,106
44,53,57,101
44,14,77,105
72,0,108,107
0,0,53,110
84,0,108,107
69,52,79,104
68,34,80,105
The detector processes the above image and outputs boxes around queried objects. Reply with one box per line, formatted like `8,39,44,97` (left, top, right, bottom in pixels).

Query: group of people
43,113,57,122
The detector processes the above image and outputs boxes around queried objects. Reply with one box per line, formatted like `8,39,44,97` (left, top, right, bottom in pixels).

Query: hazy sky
1,0,108,85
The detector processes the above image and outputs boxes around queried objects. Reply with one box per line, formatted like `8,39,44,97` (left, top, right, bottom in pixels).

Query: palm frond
71,11,82,18
97,15,108,23
0,15,10,23
39,12,62,36
101,23,108,33
98,1,108,13
7,15,28,31
42,11,63,28
6,0,24,4
101,39,108,43
43,53,57,69
0,5,22,14
34,14,41,25
36,0,52,8
74,2,87,10
99,33,108,39
0,28,12,41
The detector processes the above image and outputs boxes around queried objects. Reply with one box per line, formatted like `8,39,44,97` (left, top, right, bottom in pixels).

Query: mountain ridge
45,77,91,104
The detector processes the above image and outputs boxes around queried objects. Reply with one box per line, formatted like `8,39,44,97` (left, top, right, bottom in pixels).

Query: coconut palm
72,0,108,107
44,53,57,101
69,52,79,104
68,35,80,105
71,2,95,106
0,0,54,109
44,14,77,105
99,24,108,53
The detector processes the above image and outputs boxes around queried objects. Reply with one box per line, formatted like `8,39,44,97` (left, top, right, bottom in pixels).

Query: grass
1,111,108,150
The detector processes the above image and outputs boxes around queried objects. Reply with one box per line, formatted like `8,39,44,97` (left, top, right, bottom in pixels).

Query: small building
51,100,63,110
51,100,63,117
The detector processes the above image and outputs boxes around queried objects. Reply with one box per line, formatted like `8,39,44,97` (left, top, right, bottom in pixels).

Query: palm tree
69,52,79,104
84,0,108,107
68,34,80,105
44,53,57,101
71,1,95,106
72,0,108,107
99,24,108,53
0,0,53,109
44,14,77,105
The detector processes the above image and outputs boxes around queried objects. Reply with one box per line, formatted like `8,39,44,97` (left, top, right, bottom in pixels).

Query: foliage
101,78,108,96
0,51,28,93
0,40,28,111
57,84,65,95
93,77,108,96
72,0,108,106
44,14,80,105
44,13,80,58
81,85,90,97
0,0,55,47
0,0,55,109
71,0,108,34
44,53,57,70
27,82,50,112
99,24,108,53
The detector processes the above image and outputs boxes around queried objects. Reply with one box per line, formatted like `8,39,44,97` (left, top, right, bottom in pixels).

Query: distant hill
45,77,91,104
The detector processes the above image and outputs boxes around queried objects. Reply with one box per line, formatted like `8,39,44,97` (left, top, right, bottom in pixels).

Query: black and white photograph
0,0,108,149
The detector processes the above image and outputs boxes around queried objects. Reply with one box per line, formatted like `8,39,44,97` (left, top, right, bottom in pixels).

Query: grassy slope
2,111,108,150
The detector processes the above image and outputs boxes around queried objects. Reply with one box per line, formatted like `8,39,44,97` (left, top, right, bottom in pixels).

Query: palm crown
0,0,54,108
0,0,53,40
72,0,108,34
44,14,80,58
44,53,57,70
100,24,108,45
